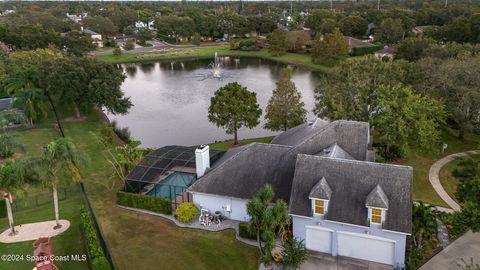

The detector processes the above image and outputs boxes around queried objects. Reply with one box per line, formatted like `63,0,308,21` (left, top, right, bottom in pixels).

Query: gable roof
189,120,371,203
319,143,355,160
366,184,389,209
289,155,412,234
309,177,332,200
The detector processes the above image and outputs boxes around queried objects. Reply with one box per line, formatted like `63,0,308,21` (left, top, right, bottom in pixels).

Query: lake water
107,57,321,148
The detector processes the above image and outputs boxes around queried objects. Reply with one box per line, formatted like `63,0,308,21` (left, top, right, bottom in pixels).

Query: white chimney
195,145,210,178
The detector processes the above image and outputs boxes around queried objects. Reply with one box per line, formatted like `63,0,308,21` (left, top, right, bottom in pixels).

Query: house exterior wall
292,215,407,268
191,192,250,222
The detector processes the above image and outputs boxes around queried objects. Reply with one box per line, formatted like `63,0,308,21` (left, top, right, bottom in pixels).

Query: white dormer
366,184,389,226
309,177,332,216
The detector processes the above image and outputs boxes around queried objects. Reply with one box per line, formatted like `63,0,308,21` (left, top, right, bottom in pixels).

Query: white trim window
368,207,386,225
312,199,328,215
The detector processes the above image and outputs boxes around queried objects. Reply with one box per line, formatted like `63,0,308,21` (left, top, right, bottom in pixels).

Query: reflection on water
107,57,321,148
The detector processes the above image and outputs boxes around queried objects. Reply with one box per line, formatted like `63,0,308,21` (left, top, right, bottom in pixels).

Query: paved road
420,231,480,270
428,150,480,212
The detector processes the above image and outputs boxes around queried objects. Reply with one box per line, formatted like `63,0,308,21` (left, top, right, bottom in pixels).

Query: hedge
0,201,5,218
116,191,172,215
351,43,385,56
80,207,111,270
239,222,257,240
175,202,199,223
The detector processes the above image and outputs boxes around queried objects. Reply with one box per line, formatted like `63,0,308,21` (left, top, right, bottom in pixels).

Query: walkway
419,231,480,270
0,220,70,243
428,150,480,212
299,252,392,270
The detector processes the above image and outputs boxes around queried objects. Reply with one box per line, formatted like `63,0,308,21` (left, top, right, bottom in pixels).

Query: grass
439,153,480,204
2,111,259,270
209,136,275,151
96,45,331,72
396,128,480,207
0,191,88,270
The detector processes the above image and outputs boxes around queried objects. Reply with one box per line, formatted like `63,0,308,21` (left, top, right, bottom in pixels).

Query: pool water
146,172,195,200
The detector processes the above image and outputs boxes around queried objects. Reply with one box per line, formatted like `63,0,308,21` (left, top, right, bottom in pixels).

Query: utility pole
377,0,381,10
330,0,333,11
445,0,448,8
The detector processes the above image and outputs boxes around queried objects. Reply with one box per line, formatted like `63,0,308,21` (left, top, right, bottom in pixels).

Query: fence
10,186,77,212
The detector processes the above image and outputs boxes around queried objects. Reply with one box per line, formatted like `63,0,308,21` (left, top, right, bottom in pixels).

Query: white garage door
337,231,395,265
305,226,333,254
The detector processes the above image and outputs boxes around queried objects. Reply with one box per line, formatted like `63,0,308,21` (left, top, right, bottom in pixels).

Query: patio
0,220,70,243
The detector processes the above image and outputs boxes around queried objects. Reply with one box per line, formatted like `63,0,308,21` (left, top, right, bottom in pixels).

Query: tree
137,29,153,46
39,57,131,118
374,84,445,155
265,67,306,131
339,15,368,37
311,28,348,66
314,57,414,122
246,184,289,263
0,133,24,159
286,31,310,52
37,138,83,229
415,57,480,139
281,238,307,270
82,16,118,35
113,47,122,56
155,15,195,43
61,31,96,57
412,202,437,248
375,18,404,45
397,37,434,61
269,28,288,56
4,68,48,126
208,82,262,145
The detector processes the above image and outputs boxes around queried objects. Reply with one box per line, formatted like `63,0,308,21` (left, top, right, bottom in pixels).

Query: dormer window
370,208,382,224
314,199,326,215
309,177,332,216
366,184,389,226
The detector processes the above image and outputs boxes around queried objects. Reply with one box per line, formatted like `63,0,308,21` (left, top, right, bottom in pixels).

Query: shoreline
95,45,331,73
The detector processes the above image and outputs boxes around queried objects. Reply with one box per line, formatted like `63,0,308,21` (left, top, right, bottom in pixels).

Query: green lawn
396,128,480,207
209,136,275,151
439,153,480,204
2,112,259,270
96,45,331,72
0,191,88,270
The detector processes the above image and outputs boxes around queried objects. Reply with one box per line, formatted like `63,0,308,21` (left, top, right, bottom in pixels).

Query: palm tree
412,202,438,248
38,138,83,229
0,159,36,235
4,68,48,127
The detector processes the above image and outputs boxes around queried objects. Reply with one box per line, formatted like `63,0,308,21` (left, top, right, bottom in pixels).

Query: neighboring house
135,20,156,30
66,12,87,23
412,25,431,36
0,42,13,55
375,46,397,58
0,98,14,112
344,36,372,52
0,9,15,16
188,119,412,268
81,27,103,48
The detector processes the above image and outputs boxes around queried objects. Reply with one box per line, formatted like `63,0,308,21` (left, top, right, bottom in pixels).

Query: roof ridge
297,154,413,171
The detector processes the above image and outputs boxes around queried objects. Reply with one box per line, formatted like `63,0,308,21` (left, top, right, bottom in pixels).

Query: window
314,200,324,215
371,208,382,224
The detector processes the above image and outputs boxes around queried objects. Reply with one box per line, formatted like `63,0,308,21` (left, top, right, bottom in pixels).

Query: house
412,25,431,36
0,9,15,16
375,46,397,58
188,119,412,268
66,12,87,23
135,20,155,30
344,36,372,52
0,98,14,112
81,27,103,48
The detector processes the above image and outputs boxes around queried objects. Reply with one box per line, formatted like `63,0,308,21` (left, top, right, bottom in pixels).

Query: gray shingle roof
189,120,372,203
0,98,14,112
289,155,412,234
309,177,332,200
318,143,355,160
366,184,389,209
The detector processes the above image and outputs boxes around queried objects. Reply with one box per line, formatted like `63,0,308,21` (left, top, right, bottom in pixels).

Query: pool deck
117,204,259,247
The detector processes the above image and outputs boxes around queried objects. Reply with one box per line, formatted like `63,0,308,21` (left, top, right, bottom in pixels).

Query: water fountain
210,52,222,78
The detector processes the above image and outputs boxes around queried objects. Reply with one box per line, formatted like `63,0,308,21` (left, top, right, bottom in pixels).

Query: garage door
337,231,395,265
305,225,333,254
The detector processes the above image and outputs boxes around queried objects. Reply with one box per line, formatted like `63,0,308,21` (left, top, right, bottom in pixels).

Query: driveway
420,231,480,270
300,252,392,270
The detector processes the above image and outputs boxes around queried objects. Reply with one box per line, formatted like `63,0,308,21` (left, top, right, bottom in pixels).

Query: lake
107,57,321,148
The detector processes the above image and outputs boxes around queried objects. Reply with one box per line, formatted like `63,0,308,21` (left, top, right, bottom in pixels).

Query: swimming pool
146,172,195,200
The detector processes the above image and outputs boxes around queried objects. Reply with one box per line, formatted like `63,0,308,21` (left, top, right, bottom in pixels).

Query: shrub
175,202,198,223
239,40,259,51
113,47,122,56
351,43,384,56
123,41,135,51
0,201,5,218
438,211,469,238
239,222,257,240
281,237,307,270
80,207,111,270
116,191,172,215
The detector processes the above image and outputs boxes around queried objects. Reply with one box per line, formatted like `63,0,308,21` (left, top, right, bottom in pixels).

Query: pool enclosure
124,145,224,204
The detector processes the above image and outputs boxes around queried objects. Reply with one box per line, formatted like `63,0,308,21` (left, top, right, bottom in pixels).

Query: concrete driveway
300,252,392,270
420,231,480,270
